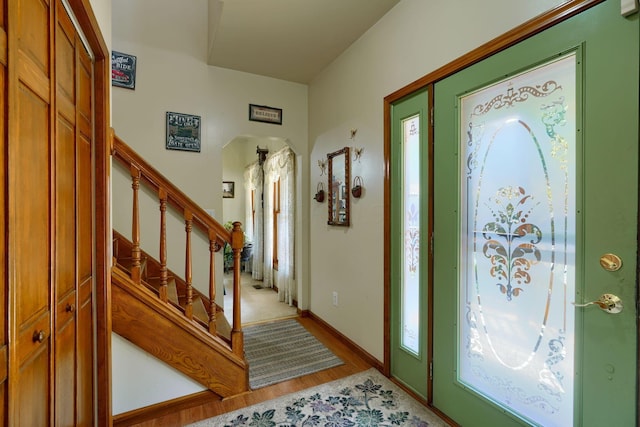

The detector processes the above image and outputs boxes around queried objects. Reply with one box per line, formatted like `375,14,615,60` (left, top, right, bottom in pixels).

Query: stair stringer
111,266,249,397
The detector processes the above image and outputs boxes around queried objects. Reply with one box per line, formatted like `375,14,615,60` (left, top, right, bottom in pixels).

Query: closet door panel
75,35,94,427
12,83,51,328
54,3,79,424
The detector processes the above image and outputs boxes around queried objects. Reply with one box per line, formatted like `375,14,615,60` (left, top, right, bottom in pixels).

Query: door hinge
429,361,433,380
430,109,434,126
430,232,434,255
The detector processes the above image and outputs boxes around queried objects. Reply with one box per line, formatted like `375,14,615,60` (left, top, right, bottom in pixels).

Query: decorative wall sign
166,112,201,152
222,181,235,198
249,104,282,125
111,51,137,89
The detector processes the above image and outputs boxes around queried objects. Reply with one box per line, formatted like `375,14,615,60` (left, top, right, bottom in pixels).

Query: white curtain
263,147,296,305
244,162,263,280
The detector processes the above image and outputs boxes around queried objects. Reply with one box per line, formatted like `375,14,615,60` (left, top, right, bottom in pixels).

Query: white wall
111,334,205,414
110,0,308,413
308,0,565,361
89,0,111,51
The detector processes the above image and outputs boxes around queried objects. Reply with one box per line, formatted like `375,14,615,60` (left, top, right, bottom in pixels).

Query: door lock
600,253,622,272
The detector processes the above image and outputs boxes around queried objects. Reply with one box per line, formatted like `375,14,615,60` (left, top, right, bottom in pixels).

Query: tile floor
223,272,298,325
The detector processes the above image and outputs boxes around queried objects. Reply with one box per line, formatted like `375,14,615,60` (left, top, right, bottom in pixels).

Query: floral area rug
187,368,448,426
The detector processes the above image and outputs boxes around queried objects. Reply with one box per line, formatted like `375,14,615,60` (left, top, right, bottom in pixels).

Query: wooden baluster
208,229,217,335
184,210,193,319
230,221,244,356
158,189,168,302
130,165,141,284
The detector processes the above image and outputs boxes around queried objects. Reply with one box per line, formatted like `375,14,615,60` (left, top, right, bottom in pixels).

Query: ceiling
207,0,401,84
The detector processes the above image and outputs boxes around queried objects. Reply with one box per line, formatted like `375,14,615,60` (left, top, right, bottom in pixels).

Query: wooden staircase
110,133,249,398
112,231,232,339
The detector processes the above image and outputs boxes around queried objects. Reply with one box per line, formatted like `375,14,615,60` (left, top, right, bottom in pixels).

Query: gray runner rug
244,319,343,389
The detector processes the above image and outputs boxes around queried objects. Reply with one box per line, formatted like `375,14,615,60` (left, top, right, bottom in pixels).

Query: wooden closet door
6,0,95,424
55,2,78,425
8,0,54,424
54,1,94,425
76,29,94,427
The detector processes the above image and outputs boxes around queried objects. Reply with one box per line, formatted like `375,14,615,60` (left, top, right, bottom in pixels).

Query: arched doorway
222,135,298,324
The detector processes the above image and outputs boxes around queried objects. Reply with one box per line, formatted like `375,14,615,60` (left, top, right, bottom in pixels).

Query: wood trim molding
307,311,383,372
112,390,221,427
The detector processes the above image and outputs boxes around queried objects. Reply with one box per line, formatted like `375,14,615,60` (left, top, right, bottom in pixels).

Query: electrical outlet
332,291,338,307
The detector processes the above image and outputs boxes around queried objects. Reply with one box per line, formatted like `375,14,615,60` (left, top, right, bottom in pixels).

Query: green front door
390,88,429,399
433,1,638,426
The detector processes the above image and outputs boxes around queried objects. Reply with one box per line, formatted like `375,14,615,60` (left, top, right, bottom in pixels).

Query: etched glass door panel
459,54,576,426
402,114,420,355
390,88,428,399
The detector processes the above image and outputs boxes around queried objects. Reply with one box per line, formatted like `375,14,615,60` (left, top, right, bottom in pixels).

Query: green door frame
387,88,432,402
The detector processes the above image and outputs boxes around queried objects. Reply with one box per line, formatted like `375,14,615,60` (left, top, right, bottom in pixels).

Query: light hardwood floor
123,316,374,426
224,272,298,325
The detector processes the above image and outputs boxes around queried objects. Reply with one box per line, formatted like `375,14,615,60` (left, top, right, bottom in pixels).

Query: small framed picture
111,51,137,90
249,104,282,125
223,181,235,198
166,111,201,152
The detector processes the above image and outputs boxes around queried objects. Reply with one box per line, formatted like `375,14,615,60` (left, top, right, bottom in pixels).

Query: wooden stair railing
111,133,244,358
112,230,232,336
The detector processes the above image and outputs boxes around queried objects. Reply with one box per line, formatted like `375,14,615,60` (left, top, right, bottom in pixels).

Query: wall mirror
327,147,350,226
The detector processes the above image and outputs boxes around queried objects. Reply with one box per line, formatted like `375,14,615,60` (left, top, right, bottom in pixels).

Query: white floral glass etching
402,115,420,356
458,53,576,427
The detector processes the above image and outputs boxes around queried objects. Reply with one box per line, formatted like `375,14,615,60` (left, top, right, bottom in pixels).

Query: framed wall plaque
166,112,201,152
249,104,282,125
111,51,137,90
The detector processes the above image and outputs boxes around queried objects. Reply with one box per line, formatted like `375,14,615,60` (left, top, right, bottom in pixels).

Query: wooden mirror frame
327,147,350,226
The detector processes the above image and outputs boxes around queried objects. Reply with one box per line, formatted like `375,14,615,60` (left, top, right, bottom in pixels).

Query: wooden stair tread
116,256,148,277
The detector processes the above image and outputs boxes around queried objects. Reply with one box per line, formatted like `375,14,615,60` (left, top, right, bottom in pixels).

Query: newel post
230,221,244,356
